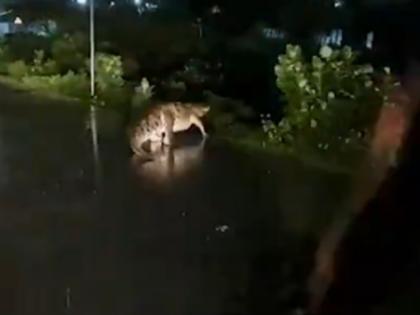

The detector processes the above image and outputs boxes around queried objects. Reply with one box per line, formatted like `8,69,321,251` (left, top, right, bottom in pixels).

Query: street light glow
76,0,87,5
334,0,344,8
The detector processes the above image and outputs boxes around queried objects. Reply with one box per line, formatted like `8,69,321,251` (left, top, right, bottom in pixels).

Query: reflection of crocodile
131,140,206,184
129,102,209,160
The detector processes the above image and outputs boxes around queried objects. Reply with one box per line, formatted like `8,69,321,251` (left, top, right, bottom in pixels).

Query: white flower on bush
289,50,297,58
384,67,391,75
321,102,327,110
320,45,333,59
328,92,335,100
287,45,300,59
298,79,307,88
141,77,150,93
310,119,318,128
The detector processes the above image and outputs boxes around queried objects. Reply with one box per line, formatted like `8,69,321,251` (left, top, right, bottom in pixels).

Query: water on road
1,85,419,315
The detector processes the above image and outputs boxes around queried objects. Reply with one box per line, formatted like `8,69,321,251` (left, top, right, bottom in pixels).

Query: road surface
0,84,386,315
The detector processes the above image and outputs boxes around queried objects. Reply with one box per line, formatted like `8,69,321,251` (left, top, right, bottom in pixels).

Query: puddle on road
0,94,415,315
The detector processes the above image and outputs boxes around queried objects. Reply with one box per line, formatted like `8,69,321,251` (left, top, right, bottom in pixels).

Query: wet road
0,84,373,315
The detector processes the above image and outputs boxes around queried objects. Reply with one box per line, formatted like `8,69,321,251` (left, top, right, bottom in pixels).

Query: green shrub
263,44,393,154
8,60,28,80
52,33,86,72
0,42,11,74
55,71,89,99
4,33,51,62
30,50,58,76
21,75,52,91
92,53,127,107
21,71,89,99
43,59,59,75
95,53,124,91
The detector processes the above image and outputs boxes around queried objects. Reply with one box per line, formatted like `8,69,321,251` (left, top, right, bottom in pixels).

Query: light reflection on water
130,139,206,186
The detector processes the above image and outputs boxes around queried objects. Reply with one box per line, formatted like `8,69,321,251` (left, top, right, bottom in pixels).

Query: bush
91,53,129,107
55,71,89,98
21,75,51,91
21,71,89,99
4,33,51,62
8,60,28,80
263,44,394,154
52,33,86,72
43,59,59,75
30,50,58,76
0,42,11,74
95,53,124,92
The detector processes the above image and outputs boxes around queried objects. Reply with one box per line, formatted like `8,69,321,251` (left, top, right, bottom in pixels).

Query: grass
215,127,364,175
0,75,81,105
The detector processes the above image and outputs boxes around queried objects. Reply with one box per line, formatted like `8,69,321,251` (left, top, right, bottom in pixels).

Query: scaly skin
129,102,209,159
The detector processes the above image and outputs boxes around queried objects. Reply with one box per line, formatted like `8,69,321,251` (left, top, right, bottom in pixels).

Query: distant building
0,21,10,36
319,29,344,47
0,14,57,37
262,27,285,40
0,14,14,37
